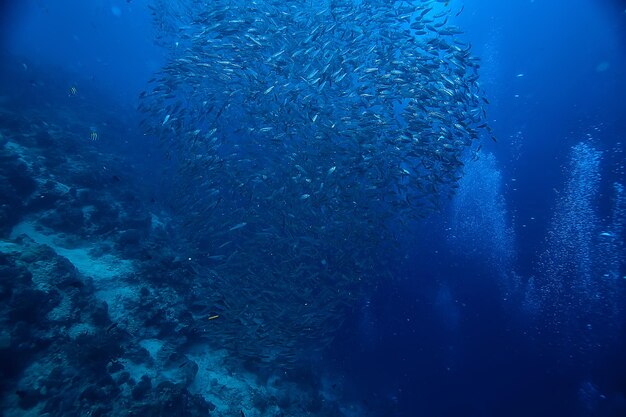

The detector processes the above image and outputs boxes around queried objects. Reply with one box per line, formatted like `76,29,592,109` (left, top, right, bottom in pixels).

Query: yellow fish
208,315,219,320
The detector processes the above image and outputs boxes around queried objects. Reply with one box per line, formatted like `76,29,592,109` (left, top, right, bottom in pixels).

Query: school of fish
139,0,491,366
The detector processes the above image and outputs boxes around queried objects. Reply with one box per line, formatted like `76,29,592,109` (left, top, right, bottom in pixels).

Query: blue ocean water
0,1,625,417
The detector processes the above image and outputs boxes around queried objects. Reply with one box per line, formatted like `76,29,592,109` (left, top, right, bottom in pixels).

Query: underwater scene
0,0,625,416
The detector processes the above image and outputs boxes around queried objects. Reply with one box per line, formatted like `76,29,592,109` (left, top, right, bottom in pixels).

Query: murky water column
592,181,625,338
448,152,515,273
539,143,601,288
535,142,624,354
596,182,625,280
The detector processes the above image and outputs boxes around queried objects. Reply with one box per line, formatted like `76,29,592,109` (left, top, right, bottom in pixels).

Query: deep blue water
327,3,626,414
1,1,625,416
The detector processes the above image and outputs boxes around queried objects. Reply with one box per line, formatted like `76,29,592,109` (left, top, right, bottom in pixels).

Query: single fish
229,222,248,231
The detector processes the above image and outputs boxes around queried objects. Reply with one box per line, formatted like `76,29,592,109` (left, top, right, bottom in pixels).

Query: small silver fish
229,222,248,231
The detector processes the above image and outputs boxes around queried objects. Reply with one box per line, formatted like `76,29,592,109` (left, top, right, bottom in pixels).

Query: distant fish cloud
140,0,492,366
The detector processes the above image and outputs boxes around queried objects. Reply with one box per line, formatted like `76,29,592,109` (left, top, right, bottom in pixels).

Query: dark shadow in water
329,247,626,417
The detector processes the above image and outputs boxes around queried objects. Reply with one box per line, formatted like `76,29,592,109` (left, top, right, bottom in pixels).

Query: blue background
2,1,625,416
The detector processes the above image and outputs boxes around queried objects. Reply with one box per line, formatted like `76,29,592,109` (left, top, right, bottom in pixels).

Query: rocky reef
0,104,365,417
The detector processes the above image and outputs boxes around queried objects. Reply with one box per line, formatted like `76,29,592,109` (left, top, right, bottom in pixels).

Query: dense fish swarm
140,0,489,365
